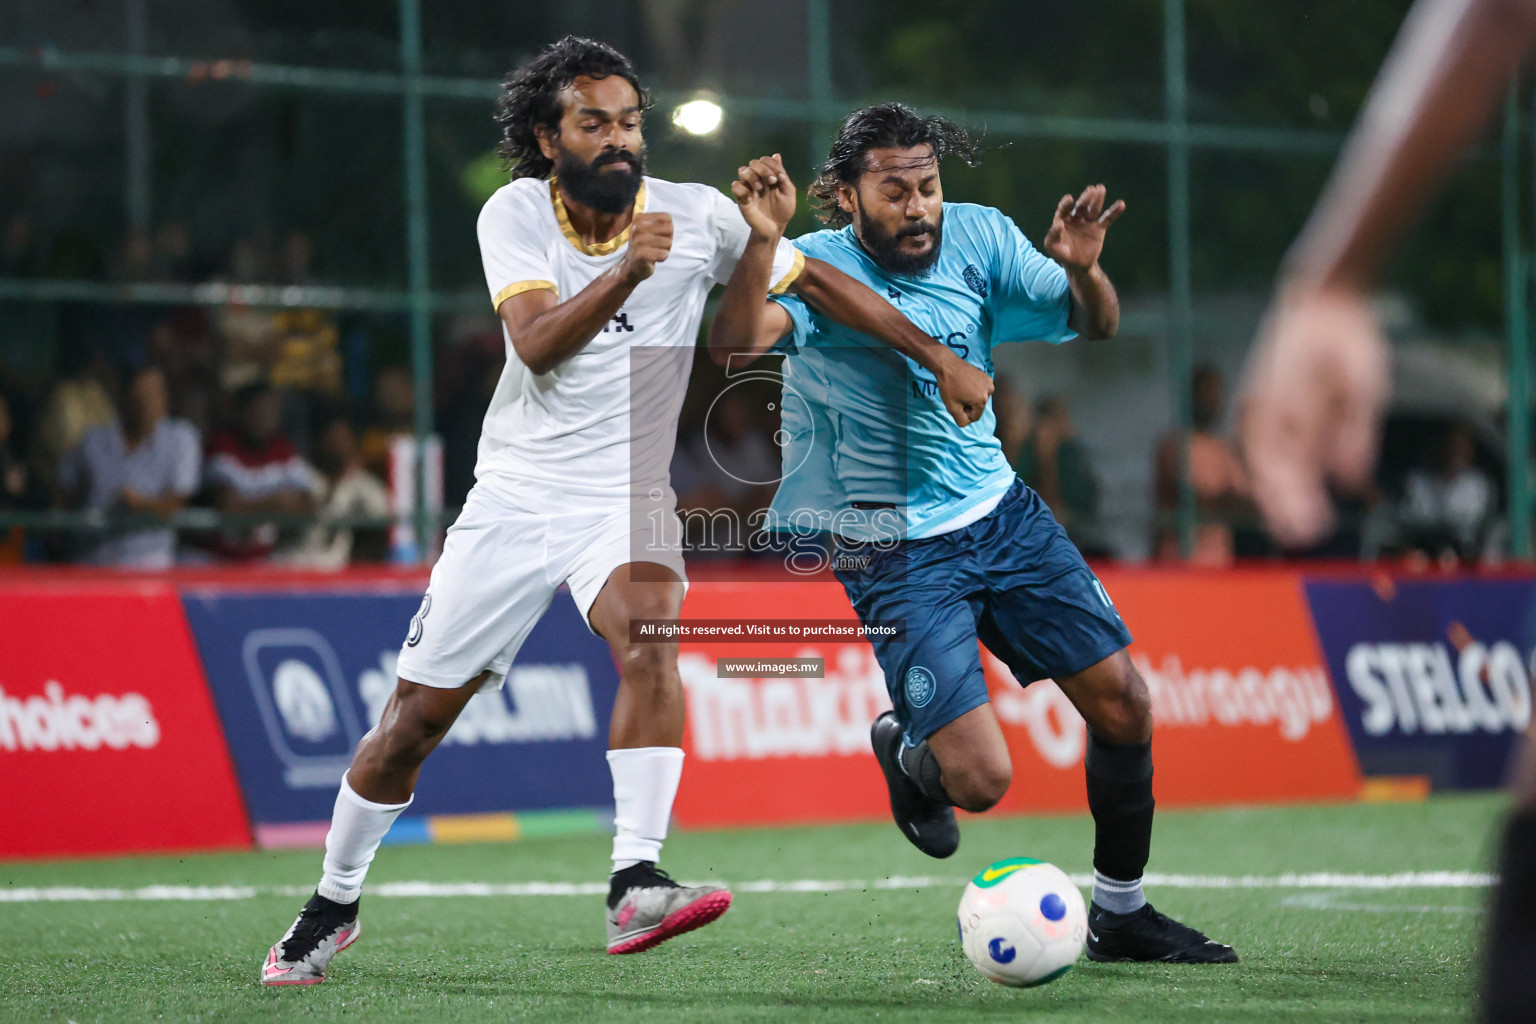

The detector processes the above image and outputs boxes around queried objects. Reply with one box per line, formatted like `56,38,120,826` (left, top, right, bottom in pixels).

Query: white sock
1092,870,1147,915
316,773,412,904
607,746,684,872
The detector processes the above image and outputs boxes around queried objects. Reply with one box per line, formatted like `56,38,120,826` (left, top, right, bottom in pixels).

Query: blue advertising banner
180,586,620,825
1304,577,1536,789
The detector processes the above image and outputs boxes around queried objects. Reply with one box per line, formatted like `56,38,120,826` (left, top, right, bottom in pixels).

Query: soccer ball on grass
956,857,1086,987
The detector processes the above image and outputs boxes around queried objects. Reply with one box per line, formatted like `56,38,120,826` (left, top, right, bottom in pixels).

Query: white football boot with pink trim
605,864,732,954
261,893,362,985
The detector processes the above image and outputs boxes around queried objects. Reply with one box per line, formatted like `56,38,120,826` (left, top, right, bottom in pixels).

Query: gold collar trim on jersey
549,177,647,257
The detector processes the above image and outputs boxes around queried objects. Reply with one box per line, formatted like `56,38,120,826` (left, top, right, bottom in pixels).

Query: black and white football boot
261,892,362,985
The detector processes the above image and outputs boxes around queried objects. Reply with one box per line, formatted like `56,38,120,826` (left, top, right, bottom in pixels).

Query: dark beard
855,198,943,276
555,146,645,215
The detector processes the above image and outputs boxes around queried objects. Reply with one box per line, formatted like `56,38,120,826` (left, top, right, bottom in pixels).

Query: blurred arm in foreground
1241,4,1536,1022
1241,0,1536,548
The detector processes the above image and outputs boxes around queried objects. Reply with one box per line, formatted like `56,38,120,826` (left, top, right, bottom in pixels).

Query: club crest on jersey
905,665,937,708
963,264,988,298
406,593,432,647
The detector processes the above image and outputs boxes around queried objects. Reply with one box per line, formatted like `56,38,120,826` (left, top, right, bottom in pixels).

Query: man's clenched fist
620,212,674,284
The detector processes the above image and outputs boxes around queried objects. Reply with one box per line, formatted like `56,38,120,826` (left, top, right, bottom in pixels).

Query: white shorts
395,481,687,692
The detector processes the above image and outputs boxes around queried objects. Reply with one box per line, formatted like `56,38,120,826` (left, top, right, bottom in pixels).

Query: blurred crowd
997,367,1505,568
0,214,516,569
0,211,1511,570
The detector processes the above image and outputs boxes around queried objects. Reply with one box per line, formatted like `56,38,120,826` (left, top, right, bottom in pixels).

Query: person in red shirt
203,382,317,560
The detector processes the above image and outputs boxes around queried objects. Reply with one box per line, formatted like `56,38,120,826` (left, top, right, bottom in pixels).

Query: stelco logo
0,682,161,753
1345,641,1532,736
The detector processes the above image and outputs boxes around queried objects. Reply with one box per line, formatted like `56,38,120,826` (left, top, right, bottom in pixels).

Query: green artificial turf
0,793,1506,1023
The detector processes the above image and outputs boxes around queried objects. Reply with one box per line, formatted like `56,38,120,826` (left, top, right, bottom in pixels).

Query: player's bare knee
367,684,464,767
616,641,680,694
944,756,1012,812
1098,668,1153,745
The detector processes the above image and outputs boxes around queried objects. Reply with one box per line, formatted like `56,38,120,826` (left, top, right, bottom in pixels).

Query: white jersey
474,175,803,511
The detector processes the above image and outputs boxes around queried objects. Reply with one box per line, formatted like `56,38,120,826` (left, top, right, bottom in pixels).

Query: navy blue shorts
833,479,1132,744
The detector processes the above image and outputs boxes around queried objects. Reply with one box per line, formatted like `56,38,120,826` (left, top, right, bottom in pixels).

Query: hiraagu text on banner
671,571,1360,828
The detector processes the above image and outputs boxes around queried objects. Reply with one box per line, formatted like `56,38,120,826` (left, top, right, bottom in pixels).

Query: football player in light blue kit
711,103,1235,964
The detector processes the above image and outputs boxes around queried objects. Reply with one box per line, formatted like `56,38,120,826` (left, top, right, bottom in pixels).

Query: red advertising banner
672,570,1360,828
0,584,251,858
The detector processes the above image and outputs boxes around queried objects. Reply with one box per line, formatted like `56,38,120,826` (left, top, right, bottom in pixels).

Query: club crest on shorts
963,264,988,298
406,593,432,647
905,665,937,708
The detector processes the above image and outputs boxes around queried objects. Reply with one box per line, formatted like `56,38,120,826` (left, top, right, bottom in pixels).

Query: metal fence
0,0,1528,561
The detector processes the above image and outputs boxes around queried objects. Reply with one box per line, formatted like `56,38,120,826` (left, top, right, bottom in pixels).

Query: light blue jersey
766,202,1075,542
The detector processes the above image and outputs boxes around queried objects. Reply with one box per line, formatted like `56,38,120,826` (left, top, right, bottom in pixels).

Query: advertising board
0,584,250,858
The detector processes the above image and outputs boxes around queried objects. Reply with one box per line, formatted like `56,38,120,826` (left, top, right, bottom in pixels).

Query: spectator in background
1398,419,1496,563
145,311,218,439
216,228,340,396
0,395,36,508
1015,395,1108,558
284,407,390,569
435,322,505,506
203,382,317,561
57,364,200,568
34,347,118,497
360,365,416,483
1154,366,1254,566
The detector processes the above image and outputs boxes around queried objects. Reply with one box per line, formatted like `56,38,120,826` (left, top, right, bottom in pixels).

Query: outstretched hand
1042,184,1125,272
1240,286,1389,547
731,154,796,239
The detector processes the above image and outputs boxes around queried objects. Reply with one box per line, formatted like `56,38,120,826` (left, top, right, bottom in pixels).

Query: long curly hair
808,103,980,227
494,36,652,180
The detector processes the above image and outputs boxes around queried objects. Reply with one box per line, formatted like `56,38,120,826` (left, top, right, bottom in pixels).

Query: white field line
1279,893,1481,914
0,871,1496,904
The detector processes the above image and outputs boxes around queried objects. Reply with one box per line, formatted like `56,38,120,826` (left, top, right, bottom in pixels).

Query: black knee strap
898,740,954,806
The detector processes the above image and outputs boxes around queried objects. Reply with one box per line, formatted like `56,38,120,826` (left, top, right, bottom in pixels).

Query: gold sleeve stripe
769,248,806,295
492,279,558,309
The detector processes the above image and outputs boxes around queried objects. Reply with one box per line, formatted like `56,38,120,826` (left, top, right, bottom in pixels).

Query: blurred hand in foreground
1240,286,1390,548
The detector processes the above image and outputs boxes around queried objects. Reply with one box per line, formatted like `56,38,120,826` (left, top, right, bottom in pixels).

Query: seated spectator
57,364,200,568
359,365,416,482
203,383,318,561
1154,366,1256,565
1015,395,1108,557
1398,419,1495,563
35,347,118,496
283,408,389,569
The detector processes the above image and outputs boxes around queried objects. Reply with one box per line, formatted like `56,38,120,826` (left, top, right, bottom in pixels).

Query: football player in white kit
262,36,994,983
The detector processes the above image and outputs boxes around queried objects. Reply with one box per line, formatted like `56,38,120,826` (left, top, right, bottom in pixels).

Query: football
956,857,1087,987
